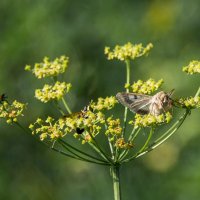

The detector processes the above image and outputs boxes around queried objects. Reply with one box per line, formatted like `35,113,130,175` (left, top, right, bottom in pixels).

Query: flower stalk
111,164,121,200
122,59,131,137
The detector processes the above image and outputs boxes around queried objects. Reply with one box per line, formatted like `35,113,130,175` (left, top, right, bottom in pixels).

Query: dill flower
182,60,200,74
115,138,133,149
0,100,26,124
30,117,65,141
131,79,163,94
35,81,71,103
179,96,200,109
105,117,122,137
30,105,106,141
25,55,69,79
104,42,153,61
91,96,118,111
132,112,172,128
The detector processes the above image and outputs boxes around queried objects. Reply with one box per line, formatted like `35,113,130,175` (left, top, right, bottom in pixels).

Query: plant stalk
122,59,131,137
111,164,121,200
61,97,72,114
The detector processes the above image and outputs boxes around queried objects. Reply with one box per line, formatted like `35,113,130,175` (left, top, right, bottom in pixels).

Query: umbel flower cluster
1,42,199,200
182,60,200,74
0,100,26,124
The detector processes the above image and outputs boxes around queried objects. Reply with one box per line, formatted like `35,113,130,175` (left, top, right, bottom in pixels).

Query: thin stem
87,132,113,164
122,59,131,137
125,59,131,93
58,140,109,165
61,97,72,114
137,127,154,154
51,146,110,166
111,164,121,200
105,124,115,159
59,139,108,163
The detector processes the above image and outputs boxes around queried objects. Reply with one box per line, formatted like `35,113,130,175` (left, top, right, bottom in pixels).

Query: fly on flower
116,90,174,116
63,105,93,134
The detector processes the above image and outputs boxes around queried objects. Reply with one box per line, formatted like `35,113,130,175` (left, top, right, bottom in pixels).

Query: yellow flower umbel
105,117,122,138
91,96,118,111
132,112,172,128
29,96,118,142
115,138,133,149
35,81,72,103
25,55,69,79
0,100,26,124
29,117,65,141
104,42,153,61
130,78,163,94
179,96,200,109
182,60,200,74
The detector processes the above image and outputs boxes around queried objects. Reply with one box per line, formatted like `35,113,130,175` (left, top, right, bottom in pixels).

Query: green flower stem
59,139,108,163
138,127,154,154
122,59,131,137
51,146,110,166
119,128,141,161
87,132,114,164
58,140,109,165
61,97,72,114
195,86,200,97
111,164,121,200
105,124,115,159
125,59,131,93
109,139,115,160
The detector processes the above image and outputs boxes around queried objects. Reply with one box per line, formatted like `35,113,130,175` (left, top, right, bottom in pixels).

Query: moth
116,90,174,116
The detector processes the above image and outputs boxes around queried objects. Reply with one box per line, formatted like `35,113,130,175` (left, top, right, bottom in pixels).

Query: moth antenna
168,89,175,97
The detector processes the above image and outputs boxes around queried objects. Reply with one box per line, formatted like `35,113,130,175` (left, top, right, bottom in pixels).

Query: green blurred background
0,0,200,199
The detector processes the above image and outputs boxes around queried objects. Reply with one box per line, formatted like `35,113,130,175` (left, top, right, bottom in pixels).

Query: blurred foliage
0,0,200,199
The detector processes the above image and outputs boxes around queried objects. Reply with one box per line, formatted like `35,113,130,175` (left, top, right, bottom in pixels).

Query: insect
63,105,93,134
0,93,7,104
116,90,174,116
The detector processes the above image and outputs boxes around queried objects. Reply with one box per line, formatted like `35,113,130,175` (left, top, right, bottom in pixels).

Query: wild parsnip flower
61,109,105,136
182,60,200,74
131,112,172,128
115,138,133,149
35,81,71,103
81,133,93,144
30,116,65,141
25,56,69,79
0,100,26,124
104,42,153,61
179,96,200,109
131,79,163,94
105,117,122,137
30,105,106,141
91,96,118,111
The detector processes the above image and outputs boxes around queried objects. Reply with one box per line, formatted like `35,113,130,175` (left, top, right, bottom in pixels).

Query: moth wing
116,92,152,115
